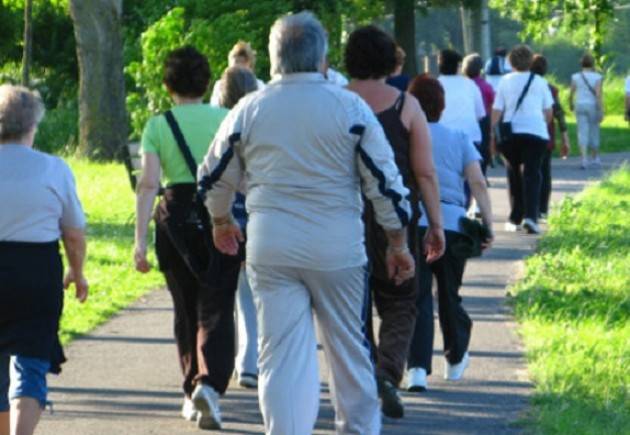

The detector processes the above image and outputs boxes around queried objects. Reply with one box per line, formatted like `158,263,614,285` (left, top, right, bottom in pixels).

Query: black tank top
364,92,420,282
375,92,417,198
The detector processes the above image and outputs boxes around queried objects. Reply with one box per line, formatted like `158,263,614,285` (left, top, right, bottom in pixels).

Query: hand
423,225,445,263
213,223,244,256
481,232,494,251
134,243,151,273
64,269,88,303
386,247,415,286
560,137,571,159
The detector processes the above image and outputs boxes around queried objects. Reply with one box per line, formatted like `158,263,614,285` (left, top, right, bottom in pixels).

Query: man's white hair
268,11,328,76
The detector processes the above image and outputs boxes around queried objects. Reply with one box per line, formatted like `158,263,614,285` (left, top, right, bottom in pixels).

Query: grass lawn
511,167,630,434
59,158,164,344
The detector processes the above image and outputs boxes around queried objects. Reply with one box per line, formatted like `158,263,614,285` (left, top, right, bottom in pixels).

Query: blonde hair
228,41,257,69
0,84,45,142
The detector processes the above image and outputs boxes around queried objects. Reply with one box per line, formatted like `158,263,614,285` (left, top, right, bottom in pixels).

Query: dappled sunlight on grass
59,159,164,343
511,167,630,433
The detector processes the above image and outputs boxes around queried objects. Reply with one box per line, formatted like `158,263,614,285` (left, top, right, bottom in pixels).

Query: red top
473,76,495,116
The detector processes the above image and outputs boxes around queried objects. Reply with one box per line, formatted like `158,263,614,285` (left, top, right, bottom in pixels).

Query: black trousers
500,133,547,223
155,195,241,397
407,230,471,374
539,148,552,215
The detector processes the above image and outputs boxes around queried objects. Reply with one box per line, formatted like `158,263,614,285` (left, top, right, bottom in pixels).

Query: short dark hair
163,46,211,98
531,54,548,76
438,49,462,75
581,53,595,68
494,46,507,57
408,74,445,123
463,53,483,79
345,25,397,79
509,44,533,72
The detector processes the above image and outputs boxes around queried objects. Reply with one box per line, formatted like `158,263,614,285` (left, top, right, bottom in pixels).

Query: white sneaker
181,397,198,421
504,221,522,232
191,384,222,430
444,352,469,381
580,158,588,169
591,157,602,167
522,218,541,234
406,367,428,392
238,373,258,389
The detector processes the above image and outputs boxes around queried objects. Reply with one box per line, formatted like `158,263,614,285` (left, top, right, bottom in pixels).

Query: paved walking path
38,153,628,435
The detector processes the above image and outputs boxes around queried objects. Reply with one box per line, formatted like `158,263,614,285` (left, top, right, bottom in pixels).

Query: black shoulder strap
394,91,405,115
512,73,535,119
581,72,598,97
164,110,198,181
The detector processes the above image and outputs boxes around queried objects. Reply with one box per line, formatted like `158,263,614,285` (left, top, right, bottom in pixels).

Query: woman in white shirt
569,53,603,168
209,41,265,106
491,44,553,234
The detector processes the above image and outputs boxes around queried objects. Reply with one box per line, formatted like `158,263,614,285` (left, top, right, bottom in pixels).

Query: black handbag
155,110,214,281
499,72,535,146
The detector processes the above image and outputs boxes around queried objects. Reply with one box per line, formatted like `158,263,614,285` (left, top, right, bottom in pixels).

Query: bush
35,102,78,155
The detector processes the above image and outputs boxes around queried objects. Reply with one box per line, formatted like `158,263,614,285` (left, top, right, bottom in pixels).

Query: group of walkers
0,9,619,435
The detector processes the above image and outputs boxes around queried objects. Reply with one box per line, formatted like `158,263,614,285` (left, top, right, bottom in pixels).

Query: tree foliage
490,0,620,63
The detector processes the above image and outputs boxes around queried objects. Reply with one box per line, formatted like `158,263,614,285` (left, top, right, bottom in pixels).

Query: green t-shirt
141,104,228,186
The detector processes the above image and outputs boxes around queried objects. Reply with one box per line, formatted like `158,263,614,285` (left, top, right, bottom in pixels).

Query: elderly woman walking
0,85,88,435
406,76,494,391
133,46,242,430
569,53,604,169
345,25,444,419
491,44,553,234
198,11,414,435
216,66,260,389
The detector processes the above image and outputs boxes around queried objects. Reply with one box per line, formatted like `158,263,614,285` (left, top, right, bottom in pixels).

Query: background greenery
59,159,164,344
510,167,630,434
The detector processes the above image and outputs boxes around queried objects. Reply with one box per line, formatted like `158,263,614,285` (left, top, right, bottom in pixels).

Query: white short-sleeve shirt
625,76,630,95
0,145,86,242
493,72,553,140
438,75,486,144
571,71,602,106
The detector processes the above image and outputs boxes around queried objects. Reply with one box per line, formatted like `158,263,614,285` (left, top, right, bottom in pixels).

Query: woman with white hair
210,41,265,106
199,11,414,435
0,84,88,435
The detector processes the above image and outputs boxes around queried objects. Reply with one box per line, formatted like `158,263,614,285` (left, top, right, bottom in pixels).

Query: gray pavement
38,153,629,435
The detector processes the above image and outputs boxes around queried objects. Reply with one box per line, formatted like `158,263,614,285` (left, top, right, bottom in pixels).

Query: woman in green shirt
133,46,240,430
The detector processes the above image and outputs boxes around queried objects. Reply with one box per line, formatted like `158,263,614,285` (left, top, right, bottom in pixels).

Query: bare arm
134,152,161,272
490,108,503,128
406,95,445,262
62,227,88,302
464,162,493,232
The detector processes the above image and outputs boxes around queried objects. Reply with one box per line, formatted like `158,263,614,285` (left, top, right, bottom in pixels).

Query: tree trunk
21,0,33,86
69,0,127,160
479,0,491,61
394,0,417,75
460,6,473,54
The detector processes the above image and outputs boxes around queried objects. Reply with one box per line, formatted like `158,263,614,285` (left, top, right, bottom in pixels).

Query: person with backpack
133,46,241,430
485,47,511,92
569,53,604,169
491,44,553,235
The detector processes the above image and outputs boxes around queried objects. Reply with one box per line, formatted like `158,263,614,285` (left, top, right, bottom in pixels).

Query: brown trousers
155,187,241,396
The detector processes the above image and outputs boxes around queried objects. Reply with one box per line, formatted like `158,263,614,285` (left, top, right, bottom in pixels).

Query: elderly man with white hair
198,11,414,435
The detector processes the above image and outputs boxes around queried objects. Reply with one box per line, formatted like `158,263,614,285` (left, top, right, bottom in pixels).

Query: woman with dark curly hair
133,46,241,430
345,25,444,419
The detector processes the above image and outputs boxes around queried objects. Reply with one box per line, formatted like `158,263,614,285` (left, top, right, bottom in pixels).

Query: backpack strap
164,110,198,181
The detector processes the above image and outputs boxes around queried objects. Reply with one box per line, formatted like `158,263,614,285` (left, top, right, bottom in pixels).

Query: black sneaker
377,377,404,419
